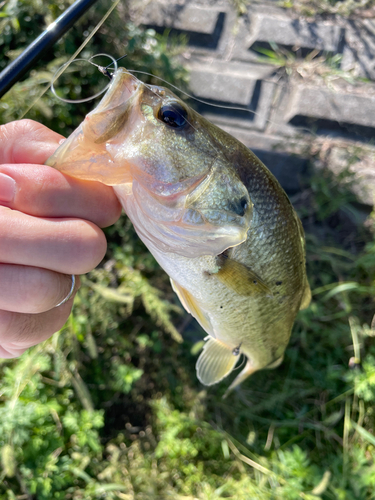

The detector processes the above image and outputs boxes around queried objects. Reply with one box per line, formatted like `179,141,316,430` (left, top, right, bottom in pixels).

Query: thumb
0,119,65,165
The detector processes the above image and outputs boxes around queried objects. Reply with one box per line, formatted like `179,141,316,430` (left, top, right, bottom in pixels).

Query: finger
0,119,64,165
0,304,73,358
0,264,80,314
0,207,107,274
0,163,122,228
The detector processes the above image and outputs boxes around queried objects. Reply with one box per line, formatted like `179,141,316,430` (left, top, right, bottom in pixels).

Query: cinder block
248,13,344,52
188,60,274,105
284,85,375,139
341,19,375,80
232,10,344,62
140,1,234,52
187,60,277,131
328,146,375,206
141,2,221,34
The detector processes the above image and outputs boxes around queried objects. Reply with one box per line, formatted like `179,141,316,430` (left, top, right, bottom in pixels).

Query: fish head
47,68,253,257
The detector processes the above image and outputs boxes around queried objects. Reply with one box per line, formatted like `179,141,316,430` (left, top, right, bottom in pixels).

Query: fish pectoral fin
196,337,239,386
299,280,312,310
222,359,258,399
170,279,213,335
215,257,272,297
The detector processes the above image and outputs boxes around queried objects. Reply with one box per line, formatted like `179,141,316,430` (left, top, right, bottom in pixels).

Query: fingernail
0,173,16,203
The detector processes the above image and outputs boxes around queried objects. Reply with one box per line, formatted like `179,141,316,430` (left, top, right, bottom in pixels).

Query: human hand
0,119,122,358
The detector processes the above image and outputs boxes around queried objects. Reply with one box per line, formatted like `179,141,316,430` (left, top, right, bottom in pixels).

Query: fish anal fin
196,337,238,386
215,257,272,297
170,278,213,335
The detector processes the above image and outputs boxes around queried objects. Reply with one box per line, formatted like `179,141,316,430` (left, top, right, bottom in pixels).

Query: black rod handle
0,0,100,99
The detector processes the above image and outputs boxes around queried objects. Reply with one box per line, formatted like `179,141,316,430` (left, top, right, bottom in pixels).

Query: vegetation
279,0,375,18
1,0,375,499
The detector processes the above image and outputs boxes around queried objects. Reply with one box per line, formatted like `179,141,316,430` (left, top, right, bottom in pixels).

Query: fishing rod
0,0,100,99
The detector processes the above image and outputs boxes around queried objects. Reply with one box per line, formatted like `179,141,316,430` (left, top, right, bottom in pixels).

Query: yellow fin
170,279,213,335
215,257,272,296
196,337,239,386
299,280,312,310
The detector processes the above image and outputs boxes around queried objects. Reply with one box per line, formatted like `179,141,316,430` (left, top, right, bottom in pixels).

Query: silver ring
55,275,76,307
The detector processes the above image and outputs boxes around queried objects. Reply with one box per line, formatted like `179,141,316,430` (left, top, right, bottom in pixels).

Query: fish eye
158,102,188,128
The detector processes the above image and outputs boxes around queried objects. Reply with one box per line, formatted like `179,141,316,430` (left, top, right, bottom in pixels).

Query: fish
46,67,311,394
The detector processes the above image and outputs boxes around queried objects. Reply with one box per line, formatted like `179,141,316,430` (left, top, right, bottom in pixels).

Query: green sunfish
47,68,311,393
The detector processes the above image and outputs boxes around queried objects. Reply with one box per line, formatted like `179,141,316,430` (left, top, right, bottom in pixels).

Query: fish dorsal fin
215,257,272,296
170,279,213,335
299,280,312,310
196,337,239,386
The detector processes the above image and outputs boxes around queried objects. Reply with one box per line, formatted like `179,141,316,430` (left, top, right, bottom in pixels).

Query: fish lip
45,68,142,184
93,67,140,113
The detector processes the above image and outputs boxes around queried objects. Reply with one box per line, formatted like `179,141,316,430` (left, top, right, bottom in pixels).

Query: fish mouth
46,68,141,185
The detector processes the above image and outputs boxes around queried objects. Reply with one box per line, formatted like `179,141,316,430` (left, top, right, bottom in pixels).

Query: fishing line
20,0,121,119
124,70,223,164
51,53,117,103
126,69,260,119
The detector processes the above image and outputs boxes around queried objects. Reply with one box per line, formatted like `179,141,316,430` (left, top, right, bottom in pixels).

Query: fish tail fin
222,359,258,399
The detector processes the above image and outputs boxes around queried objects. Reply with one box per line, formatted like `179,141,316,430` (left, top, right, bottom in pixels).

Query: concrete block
187,60,277,131
248,14,343,52
141,1,228,50
328,146,375,206
187,60,275,105
284,84,375,141
232,10,344,62
341,19,375,80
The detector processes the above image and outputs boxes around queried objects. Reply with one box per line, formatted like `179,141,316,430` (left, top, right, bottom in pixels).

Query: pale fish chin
114,182,249,258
